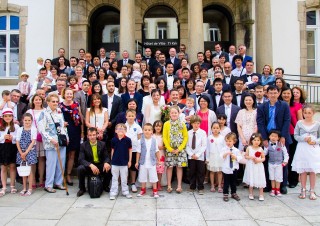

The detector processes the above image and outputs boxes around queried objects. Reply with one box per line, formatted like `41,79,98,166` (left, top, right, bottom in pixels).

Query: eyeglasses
51,101,59,103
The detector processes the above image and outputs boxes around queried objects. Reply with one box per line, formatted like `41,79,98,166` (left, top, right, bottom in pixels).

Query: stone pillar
120,0,135,56
255,0,272,71
53,0,69,57
188,0,204,64
0,0,8,10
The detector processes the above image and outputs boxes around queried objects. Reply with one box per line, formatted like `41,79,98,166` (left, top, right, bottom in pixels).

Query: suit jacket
74,91,88,120
189,93,213,111
166,57,181,74
210,92,224,112
158,74,178,89
212,51,230,62
117,59,135,71
51,57,70,67
101,94,123,127
257,100,292,145
16,102,27,125
168,102,185,110
240,73,262,90
223,75,238,92
208,84,231,96
143,57,157,72
121,92,143,113
78,141,110,167
190,62,210,71
216,104,241,134
232,91,246,108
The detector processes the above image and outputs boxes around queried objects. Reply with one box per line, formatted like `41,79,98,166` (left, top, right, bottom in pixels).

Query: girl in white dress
206,122,225,192
292,105,320,200
243,133,266,201
153,120,166,190
217,114,231,137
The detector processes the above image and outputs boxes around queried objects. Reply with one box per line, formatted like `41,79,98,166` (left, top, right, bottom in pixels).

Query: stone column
120,0,135,56
255,0,272,71
0,0,8,10
188,0,204,64
53,0,69,57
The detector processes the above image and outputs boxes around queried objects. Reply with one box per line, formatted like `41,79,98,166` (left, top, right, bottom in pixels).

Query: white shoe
153,192,159,198
131,184,137,193
259,195,264,201
276,192,282,197
269,190,275,197
110,196,115,200
126,194,132,199
249,194,254,200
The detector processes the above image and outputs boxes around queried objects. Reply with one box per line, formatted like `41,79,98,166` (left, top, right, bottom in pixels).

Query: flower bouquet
161,105,170,122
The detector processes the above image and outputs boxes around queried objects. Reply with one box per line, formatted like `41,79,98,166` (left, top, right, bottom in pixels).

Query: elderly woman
163,105,188,193
280,87,303,188
38,93,68,193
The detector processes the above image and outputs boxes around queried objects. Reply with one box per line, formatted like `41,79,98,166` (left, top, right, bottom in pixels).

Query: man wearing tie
117,50,135,71
255,85,267,106
143,48,156,73
93,56,101,74
159,62,177,91
74,80,90,123
240,60,261,90
232,78,246,108
167,88,185,109
166,48,181,74
99,47,107,66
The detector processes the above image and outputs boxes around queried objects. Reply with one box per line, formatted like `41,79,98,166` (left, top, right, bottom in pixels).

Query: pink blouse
197,110,209,135
290,102,302,135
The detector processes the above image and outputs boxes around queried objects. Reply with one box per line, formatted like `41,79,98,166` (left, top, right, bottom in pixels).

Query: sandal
167,187,173,193
20,190,27,196
0,188,6,197
218,187,223,193
32,185,37,189
231,193,241,201
210,186,216,192
176,188,183,194
299,188,306,199
44,187,56,193
24,189,32,196
10,186,17,194
309,189,317,200
53,185,66,190
223,194,229,202
39,183,45,188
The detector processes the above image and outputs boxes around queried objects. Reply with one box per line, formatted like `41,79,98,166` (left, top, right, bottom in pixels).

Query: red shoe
157,182,163,191
137,188,146,197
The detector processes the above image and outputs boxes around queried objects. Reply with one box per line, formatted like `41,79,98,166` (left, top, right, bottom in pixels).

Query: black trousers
288,135,299,186
188,159,205,190
223,170,237,195
77,163,111,191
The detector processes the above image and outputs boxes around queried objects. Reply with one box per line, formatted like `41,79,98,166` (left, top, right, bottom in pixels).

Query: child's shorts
268,163,283,182
138,165,158,183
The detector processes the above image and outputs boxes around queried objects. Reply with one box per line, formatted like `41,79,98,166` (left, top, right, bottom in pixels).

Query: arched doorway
203,5,234,52
142,5,179,57
89,6,120,56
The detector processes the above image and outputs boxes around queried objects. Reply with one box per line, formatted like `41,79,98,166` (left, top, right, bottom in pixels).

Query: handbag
50,114,68,147
17,161,31,177
87,175,103,198
32,110,42,142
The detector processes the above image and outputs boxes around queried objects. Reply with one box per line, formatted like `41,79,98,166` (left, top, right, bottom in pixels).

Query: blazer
101,94,123,127
167,102,185,110
189,92,213,111
232,91,246,107
121,92,143,113
158,74,178,89
208,84,231,95
117,58,135,71
78,141,110,167
16,102,27,125
212,51,229,62
224,75,238,92
166,57,181,74
240,73,262,90
216,104,241,134
211,92,225,112
74,90,88,120
143,57,157,72
257,100,292,145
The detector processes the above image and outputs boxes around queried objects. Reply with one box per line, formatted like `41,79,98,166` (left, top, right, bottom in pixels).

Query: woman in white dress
85,94,109,140
143,89,163,125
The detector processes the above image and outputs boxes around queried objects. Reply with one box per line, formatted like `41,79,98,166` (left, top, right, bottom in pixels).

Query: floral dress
163,119,188,167
16,128,37,165
235,109,257,150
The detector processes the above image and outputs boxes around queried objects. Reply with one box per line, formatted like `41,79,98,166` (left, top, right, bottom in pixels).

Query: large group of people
0,43,319,202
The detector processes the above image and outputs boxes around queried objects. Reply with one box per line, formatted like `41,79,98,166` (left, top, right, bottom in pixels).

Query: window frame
306,10,320,76
0,14,20,78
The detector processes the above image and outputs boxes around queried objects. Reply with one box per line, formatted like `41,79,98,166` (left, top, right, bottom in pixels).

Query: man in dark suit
216,91,241,135
166,48,181,74
117,50,135,71
257,85,291,194
254,85,268,106
223,62,238,91
212,43,229,62
51,48,70,67
142,48,157,73
158,62,178,91
121,79,143,113
153,53,167,75
77,127,111,197
190,52,210,71
167,88,185,109
74,80,91,121
10,89,27,126
240,60,261,91
207,78,225,112
233,44,252,69
232,78,247,108
189,80,213,111
102,81,123,149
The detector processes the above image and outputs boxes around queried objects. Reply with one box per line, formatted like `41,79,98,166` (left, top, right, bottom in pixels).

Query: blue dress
16,129,37,165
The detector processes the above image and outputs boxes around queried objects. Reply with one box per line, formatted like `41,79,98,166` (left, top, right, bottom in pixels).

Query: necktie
229,148,233,169
124,59,127,65
192,132,196,149
85,93,88,104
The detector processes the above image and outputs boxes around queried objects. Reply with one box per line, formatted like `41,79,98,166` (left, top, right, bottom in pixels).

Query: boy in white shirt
220,132,242,202
186,115,207,195
125,109,142,193
135,123,161,198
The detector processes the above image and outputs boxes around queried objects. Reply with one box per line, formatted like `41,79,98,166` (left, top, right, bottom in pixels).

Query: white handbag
17,162,31,177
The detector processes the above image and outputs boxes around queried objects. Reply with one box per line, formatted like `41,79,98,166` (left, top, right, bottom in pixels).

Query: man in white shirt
231,55,246,77
159,62,177,91
228,45,237,64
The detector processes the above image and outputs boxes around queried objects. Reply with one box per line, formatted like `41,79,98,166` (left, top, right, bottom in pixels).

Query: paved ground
1,177,320,226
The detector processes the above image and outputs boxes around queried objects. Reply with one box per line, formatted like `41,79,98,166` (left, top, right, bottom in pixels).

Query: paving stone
57,207,110,226
206,219,258,226
72,195,115,208
0,192,44,208
157,208,206,226
0,207,24,225
6,219,58,226
16,198,75,220
256,216,312,226
197,197,251,221
157,192,198,209
244,204,299,219
106,221,156,226
305,215,320,223
109,199,156,221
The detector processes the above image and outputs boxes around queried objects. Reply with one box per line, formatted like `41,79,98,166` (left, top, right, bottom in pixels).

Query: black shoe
77,189,86,197
280,187,287,194
288,184,296,188
104,187,110,192
263,188,271,193
0,183,2,189
67,181,74,186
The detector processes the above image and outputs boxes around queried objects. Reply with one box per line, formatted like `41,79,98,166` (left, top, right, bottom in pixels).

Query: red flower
255,151,261,158
277,148,281,151
160,156,165,162
71,103,77,109
137,119,141,122
210,139,214,143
